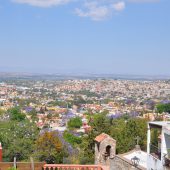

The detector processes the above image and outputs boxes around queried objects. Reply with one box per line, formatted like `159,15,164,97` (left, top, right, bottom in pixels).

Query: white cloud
75,1,112,21
112,1,125,11
12,0,72,7
75,1,126,21
11,0,161,21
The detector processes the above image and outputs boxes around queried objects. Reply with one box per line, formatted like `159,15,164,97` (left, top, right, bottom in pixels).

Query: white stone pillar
147,124,151,154
161,128,166,162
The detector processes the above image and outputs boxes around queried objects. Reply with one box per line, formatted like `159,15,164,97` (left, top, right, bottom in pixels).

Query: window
106,145,111,157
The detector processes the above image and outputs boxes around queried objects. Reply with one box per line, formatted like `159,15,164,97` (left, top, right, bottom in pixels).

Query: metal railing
150,144,161,160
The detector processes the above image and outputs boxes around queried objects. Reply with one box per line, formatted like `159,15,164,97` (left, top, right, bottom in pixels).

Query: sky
0,0,170,75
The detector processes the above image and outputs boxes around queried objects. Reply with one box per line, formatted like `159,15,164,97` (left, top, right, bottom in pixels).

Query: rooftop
123,150,147,169
95,133,109,143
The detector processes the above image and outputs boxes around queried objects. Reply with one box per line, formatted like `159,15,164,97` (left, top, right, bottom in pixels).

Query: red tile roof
95,133,108,142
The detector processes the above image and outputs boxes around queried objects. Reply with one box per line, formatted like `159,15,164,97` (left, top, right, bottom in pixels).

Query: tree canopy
0,120,39,161
8,107,26,121
156,103,170,113
67,117,82,129
34,131,67,164
0,107,39,161
77,112,148,163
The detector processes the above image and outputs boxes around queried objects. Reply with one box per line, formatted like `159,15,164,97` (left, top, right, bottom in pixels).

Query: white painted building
147,121,170,170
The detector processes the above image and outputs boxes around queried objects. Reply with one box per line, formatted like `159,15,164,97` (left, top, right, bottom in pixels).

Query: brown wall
0,162,45,170
0,148,2,162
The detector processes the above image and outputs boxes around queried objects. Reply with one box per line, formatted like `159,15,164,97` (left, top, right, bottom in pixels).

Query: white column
161,128,166,162
147,124,151,154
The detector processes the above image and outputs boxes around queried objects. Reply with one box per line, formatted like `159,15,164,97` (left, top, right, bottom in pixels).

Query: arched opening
106,145,111,157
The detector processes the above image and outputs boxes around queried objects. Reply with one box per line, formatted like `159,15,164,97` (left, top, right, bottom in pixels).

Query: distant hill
0,72,170,81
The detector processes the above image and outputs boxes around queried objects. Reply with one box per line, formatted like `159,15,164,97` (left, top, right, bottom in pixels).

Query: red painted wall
0,143,2,162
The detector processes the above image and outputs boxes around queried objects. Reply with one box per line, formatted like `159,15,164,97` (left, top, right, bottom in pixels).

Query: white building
147,121,170,170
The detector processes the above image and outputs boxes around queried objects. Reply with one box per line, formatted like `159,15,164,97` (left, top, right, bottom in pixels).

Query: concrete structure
94,133,116,166
147,121,170,170
110,155,144,170
122,149,147,169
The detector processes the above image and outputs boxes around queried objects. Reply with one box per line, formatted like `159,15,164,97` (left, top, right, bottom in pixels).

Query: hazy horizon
1,70,170,78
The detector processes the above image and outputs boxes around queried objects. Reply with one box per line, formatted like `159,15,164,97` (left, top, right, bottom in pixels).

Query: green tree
156,103,170,113
8,107,25,121
0,120,39,161
67,117,82,129
89,112,110,135
63,131,82,146
110,119,128,153
78,113,148,164
78,130,96,164
34,131,67,164
124,119,147,151
77,112,110,164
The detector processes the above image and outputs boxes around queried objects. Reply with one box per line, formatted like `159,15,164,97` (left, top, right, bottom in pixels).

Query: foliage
0,109,5,115
63,131,82,146
0,119,39,161
8,107,26,121
151,129,159,147
156,103,170,113
77,112,110,164
123,119,147,151
0,106,148,165
67,117,82,129
77,112,148,164
89,112,110,135
34,131,67,164
110,118,147,153
0,107,39,162
78,131,95,164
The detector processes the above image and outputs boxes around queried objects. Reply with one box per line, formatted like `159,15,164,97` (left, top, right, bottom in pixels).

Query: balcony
43,164,105,170
163,150,170,168
150,144,161,160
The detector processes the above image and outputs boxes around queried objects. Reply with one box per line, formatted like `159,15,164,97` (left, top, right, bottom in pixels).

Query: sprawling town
1,77,170,170
0,79,170,130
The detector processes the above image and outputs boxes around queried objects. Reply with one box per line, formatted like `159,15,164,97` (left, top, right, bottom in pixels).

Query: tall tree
0,120,39,161
34,131,67,164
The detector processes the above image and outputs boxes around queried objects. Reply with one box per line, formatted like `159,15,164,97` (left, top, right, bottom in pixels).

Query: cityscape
0,0,170,169
0,75,170,169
